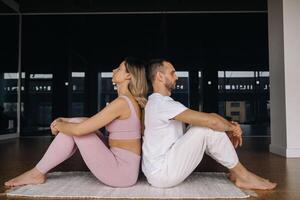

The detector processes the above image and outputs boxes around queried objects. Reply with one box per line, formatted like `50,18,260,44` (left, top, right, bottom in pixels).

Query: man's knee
213,130,229,140
188,126,229,143
187,125,212,137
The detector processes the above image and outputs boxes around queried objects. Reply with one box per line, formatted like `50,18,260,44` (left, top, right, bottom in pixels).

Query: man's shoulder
149,93,174,101
147,95,174,107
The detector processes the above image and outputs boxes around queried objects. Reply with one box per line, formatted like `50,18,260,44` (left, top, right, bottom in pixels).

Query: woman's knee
68,117,85,123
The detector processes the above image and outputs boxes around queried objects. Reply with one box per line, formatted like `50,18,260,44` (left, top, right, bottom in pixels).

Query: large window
0,13,269,137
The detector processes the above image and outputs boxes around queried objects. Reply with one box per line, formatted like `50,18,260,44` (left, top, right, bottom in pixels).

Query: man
142,59,276,190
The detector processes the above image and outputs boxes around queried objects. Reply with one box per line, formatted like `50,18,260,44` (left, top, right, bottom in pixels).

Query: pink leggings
36,118,141,187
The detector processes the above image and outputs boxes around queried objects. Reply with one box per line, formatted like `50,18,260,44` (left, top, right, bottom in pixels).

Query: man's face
161,61,178,92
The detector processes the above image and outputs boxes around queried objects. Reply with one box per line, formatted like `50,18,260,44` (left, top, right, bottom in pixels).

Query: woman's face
112,61,131,84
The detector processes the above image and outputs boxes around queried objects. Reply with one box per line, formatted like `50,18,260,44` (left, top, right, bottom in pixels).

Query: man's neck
153,87,171,96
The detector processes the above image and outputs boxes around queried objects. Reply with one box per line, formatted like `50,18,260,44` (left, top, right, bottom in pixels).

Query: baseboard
0,133,19,140
270,144,300,158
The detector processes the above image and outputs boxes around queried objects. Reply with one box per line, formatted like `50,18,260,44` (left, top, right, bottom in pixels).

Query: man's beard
164,77,176,92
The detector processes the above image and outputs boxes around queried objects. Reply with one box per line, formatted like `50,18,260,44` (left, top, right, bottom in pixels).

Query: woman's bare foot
4,168,46,187
229,162,277,190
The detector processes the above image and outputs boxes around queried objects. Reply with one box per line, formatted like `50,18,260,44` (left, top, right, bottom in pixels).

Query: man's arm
210,113,242,136
174,109,236,132
175,109,243,147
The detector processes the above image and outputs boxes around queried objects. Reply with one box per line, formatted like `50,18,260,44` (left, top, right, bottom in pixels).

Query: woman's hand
50,118,63,136
50,124,59,135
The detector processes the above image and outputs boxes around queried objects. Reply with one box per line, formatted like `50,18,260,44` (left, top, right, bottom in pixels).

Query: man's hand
226,121,243,148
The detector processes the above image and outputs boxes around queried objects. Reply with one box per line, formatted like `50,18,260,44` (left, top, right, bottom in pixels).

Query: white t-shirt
142,93,188,177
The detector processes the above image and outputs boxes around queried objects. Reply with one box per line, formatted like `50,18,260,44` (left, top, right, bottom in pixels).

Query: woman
5,57,148,188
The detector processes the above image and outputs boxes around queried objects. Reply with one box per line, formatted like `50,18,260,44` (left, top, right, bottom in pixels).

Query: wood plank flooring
0,136,299,200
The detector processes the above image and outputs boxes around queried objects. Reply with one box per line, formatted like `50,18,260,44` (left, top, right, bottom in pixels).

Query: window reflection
198,71,203,111
70,72,85,117
218,70,270,136
171,71,189,107
0,73,23,135
21,73,53,135
98,71,190,109
98,72,117,110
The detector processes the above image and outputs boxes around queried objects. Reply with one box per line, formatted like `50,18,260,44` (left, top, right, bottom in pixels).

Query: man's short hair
147,59,168,83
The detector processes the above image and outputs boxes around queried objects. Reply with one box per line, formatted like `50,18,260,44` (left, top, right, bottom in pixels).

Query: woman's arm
53,117,89,122
63,117,88,121
53,98,128,136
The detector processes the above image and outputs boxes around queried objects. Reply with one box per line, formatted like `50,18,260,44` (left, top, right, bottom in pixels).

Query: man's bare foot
229,162,277,190
229,171,277,190
4,168,46,187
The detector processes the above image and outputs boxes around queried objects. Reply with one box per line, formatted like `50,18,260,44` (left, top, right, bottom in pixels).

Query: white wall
268,0,300,157
283,0,300,156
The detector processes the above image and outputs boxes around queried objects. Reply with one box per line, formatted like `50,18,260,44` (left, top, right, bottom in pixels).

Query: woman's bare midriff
109,139,141,156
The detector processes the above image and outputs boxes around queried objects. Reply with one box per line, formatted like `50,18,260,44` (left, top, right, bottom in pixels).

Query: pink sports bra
105,95,141,140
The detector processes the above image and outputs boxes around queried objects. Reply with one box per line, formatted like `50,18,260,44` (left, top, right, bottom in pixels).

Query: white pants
147,126,239,188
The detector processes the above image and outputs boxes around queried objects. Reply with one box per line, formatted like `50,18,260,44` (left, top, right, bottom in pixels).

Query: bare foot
4,168,46,187
229,171,277,190
229,162,277,190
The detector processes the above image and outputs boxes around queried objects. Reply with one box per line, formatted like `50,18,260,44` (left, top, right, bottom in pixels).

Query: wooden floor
0,136,300,200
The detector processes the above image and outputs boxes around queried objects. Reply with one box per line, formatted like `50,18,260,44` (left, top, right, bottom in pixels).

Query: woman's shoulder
106,97,129,110
111,96,129,105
